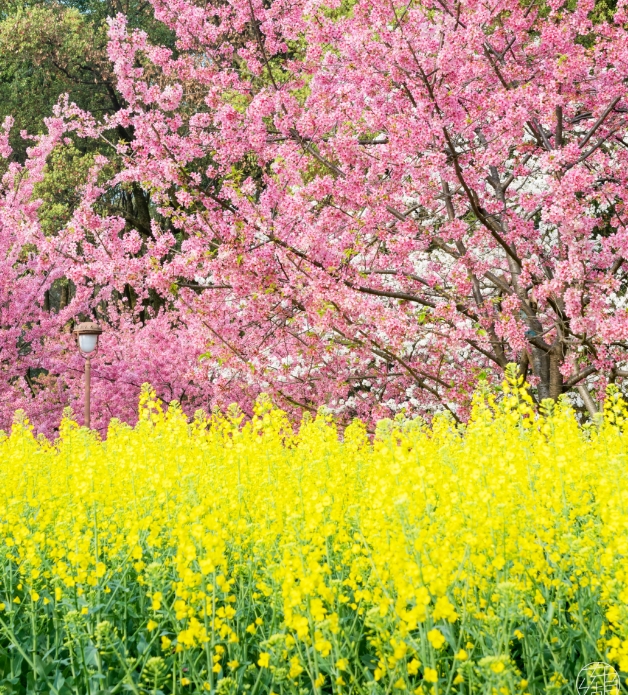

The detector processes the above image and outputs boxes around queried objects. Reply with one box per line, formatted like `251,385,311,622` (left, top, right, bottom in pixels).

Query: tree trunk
518,350,529,382
548,344,563,401
60,283,69,310
577,383,598,416
124,284,136,311
531,345,550,401
132,183,152,235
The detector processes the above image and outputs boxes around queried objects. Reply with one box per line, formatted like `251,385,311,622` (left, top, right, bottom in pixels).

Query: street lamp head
74,321,103,355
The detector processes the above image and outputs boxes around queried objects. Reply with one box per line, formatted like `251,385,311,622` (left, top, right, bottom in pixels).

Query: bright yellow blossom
427,629,446,650
423,667,438,683
408,658,421,675
0,378,626,693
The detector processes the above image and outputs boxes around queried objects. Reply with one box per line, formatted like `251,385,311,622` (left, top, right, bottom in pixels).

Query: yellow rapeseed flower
0,377,627,693
427,629,446,650
423,667,438,683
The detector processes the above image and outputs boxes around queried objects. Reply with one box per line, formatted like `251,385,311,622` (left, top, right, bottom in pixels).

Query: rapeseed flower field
0,369,627,694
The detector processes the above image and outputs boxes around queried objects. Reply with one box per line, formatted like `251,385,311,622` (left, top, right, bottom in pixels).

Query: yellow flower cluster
0,371,626,694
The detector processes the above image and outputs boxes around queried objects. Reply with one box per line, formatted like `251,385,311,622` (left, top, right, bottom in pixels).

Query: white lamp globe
74,321,102,354
78,333,98,354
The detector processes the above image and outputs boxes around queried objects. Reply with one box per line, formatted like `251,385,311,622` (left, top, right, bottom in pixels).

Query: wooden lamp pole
74,322,103,429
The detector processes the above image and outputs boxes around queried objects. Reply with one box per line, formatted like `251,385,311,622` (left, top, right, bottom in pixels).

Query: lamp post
74,322,102,429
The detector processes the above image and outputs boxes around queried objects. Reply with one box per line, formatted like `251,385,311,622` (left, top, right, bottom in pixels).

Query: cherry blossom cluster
4,0,628,430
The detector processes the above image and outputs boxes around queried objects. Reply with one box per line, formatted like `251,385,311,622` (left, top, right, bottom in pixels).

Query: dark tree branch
579,95,621,149
562,365,597,390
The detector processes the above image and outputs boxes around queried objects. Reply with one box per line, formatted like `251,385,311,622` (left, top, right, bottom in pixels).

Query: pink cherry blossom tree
8,0,628,430
0,114,70,426
0,110,222,433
